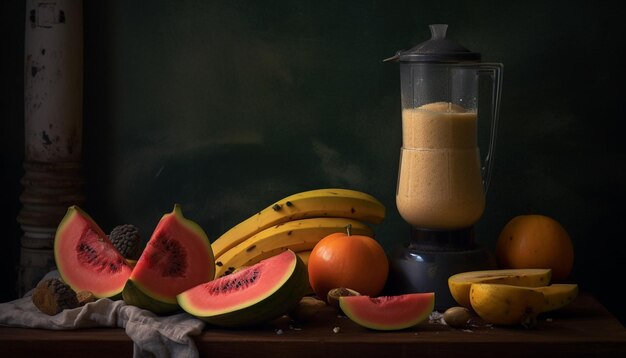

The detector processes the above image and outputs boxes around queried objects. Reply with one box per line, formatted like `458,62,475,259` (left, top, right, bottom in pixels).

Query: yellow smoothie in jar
396,102,485,229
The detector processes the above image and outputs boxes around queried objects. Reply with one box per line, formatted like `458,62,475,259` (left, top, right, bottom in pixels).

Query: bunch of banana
212,188,385,278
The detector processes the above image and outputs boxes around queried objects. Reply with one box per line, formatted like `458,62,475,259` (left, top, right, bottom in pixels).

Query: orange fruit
307,231,389,301
495,214,574,282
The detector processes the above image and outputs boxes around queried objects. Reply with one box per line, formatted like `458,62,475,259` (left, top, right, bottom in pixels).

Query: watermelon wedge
339,292,435,330
177,249,308,327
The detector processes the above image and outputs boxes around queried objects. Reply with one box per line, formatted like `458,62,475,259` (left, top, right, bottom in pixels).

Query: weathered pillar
17,0,84,295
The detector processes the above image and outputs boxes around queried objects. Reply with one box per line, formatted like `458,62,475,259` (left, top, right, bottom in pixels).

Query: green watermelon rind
177,252,309,328
339,292,435,331
122,279,181,315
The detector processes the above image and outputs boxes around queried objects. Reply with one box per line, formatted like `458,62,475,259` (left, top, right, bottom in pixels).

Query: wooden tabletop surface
1,292,625,357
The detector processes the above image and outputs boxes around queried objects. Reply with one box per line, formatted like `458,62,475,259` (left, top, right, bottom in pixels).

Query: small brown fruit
326,287,360,311
288,296,327,322
32,278,79,315
443,306,472,328
109,224,142,260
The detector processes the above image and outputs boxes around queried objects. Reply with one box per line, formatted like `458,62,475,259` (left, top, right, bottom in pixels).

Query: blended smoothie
396,102,485,229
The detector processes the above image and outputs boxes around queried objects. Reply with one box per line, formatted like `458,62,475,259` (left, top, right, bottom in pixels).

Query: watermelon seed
212,269,260,294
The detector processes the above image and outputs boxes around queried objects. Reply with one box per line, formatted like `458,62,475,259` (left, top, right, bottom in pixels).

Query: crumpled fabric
0,271,205,358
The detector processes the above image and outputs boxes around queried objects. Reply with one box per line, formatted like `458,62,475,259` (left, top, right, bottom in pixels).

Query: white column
17,0,84,295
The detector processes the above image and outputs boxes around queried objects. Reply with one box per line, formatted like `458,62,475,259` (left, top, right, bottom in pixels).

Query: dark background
3,0,625,325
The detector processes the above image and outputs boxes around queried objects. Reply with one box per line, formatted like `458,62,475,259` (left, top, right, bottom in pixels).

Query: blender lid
385,24,481,63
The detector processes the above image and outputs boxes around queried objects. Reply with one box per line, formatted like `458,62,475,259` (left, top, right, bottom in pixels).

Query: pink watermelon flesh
54,206,133,298
129,204,215,304
178,249,297,316
339,292,435,330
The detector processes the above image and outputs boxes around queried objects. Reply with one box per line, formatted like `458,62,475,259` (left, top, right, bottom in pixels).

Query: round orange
307,232,389,301
495,214,574,281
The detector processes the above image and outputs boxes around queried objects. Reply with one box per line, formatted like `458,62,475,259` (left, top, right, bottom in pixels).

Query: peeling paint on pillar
24,0,83,162
19,0,85,297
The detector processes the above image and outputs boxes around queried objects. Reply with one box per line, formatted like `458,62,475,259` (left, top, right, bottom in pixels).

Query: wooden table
1,292,625,357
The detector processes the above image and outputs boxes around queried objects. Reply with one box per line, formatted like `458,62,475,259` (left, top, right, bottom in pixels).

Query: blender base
385,240,496,311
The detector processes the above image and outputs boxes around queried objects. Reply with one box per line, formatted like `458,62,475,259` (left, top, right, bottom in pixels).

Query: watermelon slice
339,292,435,330
54,206,133,299
177,249,308,328
122,204,215,314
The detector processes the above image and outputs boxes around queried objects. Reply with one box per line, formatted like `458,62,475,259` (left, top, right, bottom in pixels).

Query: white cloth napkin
0,271,205,358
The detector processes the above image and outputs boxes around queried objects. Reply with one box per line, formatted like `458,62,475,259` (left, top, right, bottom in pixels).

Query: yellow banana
535,284,579,312
214,217,374,278
296,250,311,266
232,249,313,272
211,188,385,258
296,250,314,296
470,283,545,326
448,268,552,308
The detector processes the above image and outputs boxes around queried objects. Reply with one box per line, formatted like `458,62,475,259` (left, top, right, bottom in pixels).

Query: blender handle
478,63,503,194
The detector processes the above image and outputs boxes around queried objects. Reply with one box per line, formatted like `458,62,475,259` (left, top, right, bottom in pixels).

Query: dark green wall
4,0,625,324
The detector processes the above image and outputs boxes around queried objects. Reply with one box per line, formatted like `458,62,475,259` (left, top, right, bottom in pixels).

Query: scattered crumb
289,324,302,331
462,329,473,333
275,329,284,335
429,311,445,324
333,326,341,333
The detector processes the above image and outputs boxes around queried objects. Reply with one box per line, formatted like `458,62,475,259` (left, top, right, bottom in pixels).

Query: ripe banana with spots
469,283,579,326
211,188,385,258
214,217,374,278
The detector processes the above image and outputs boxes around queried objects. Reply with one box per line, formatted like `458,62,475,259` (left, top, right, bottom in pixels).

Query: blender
384,24,503,310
